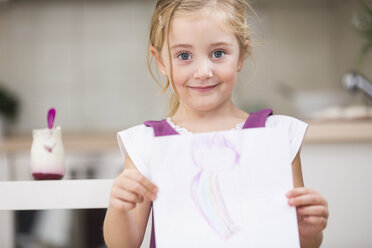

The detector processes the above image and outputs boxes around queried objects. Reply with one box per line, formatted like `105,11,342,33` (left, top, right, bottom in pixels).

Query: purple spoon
47,108,56,129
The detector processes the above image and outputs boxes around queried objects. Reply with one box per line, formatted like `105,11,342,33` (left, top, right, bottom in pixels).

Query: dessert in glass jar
30,108,65,180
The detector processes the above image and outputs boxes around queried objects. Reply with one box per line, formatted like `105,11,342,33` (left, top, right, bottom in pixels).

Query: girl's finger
297,205,329,218
125,170,158,194
122,179,157,201
302,216,328,229
110,198,136,211
286,187,316,197
288,193,327,207
114,188,144,203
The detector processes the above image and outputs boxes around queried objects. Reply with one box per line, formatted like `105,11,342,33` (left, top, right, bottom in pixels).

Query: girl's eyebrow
210,42,232,47
170,42,232,50
170,44,193,50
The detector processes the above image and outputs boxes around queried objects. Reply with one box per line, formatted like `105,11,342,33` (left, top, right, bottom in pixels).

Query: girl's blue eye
178,53,191,60
212,50,225,58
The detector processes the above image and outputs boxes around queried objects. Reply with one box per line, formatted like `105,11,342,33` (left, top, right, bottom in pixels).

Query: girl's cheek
173,67,192,83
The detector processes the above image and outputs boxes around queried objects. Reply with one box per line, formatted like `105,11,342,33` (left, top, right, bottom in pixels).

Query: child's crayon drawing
150,128,300,248
190,134,240,239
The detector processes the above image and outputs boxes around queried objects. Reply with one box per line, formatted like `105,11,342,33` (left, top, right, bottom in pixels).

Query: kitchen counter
304,119,372,143
1,120,372,153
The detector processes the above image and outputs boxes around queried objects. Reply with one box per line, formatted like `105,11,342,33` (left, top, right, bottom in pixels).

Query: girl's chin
178,94,232,113
186,101,225,113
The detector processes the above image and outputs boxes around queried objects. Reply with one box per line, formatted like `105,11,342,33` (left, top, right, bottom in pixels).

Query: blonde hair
147,0,255,116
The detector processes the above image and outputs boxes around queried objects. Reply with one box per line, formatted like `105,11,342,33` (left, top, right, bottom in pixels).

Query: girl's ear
150,46,167,76
237,40,250,72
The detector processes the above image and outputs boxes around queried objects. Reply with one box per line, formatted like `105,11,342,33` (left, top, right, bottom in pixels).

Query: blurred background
0,0,371,133
0,0,371,247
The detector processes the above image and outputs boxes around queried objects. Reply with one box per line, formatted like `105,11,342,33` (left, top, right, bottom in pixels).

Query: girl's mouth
188,83,220,92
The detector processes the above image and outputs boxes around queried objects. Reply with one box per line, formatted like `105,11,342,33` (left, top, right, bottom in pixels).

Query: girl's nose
194,59,213,80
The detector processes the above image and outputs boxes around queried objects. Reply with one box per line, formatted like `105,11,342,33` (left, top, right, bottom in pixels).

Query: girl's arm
103,156,157,248
287,152,328,248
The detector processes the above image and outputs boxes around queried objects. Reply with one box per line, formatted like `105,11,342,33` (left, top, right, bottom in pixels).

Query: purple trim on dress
242,108,273,128
145,109,273,248
144,120,179,136
150,212,156,248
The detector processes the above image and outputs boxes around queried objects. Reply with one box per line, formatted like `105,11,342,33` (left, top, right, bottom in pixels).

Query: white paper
149,127,300,248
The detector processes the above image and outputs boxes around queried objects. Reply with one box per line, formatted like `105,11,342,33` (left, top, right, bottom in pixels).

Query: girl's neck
170,100,249,133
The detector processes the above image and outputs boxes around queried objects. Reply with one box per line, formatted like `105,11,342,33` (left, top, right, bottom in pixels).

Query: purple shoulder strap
243,108,273,128
144,108,273,248
144,119,179,137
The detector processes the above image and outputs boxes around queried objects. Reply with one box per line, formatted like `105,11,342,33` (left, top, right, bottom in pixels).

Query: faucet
342,72,372,100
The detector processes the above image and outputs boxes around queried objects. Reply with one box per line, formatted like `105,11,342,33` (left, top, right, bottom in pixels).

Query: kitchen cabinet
301,142,372,248
0,133,122,248
301,120,372,247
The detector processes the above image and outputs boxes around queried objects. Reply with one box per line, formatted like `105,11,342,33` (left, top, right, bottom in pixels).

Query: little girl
103,0,329,247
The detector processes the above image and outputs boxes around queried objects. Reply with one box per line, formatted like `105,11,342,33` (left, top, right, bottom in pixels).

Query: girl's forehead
171,12,231,33
168,13,236,44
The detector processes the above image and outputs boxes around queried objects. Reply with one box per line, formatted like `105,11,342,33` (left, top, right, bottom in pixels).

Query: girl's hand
109,169,158,212
286,187,329,238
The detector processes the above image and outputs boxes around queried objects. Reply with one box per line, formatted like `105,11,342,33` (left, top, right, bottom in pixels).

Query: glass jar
30,126,65,180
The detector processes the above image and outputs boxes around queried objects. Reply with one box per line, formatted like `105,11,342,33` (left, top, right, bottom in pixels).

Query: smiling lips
188,83,220,92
